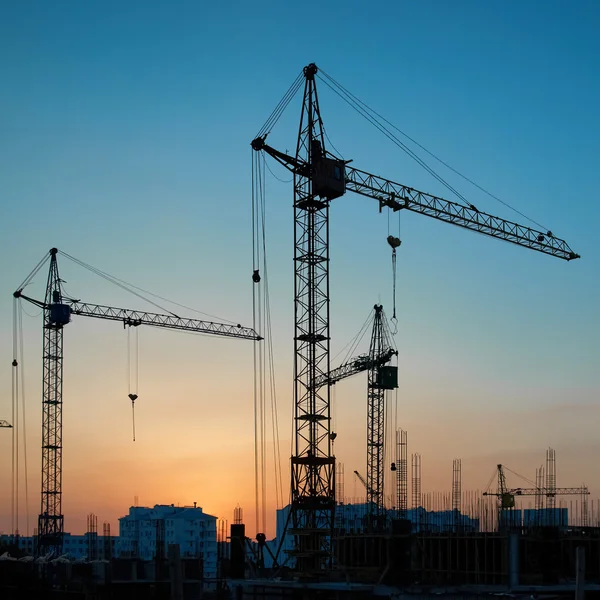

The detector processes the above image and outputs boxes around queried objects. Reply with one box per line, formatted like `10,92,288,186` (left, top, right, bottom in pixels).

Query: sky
0,1,599,540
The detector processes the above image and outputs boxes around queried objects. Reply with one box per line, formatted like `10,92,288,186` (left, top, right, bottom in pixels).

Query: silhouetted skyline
1,1,598,538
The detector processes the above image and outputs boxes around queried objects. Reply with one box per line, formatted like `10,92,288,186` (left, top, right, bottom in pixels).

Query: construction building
117,504,217,578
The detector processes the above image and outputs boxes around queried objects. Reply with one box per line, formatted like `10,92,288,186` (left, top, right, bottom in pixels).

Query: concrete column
169,544,183,600
576,546,585,600
508,532,519,589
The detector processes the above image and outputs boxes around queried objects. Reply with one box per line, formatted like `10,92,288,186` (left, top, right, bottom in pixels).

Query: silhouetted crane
483,464,589,527
14,248,261,557
251,63,578,572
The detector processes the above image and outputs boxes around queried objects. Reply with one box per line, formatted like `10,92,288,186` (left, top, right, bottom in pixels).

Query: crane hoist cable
18,301,30,536
259,152,284,528
11,298,31,536
127,326,140,442
252,150,284,535
385,209,401,333
11,298,17,536
387,235,401,330
252,151,266,534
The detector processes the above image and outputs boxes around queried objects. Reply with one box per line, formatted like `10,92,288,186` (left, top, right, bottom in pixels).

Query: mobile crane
14,248,261,556
251,63,578,573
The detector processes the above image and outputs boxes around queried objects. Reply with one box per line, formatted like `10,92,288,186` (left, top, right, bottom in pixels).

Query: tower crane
366,305,397,521
310,306,396,392
251,63,578,572
352,469,389,531
315,305,397,524
305,306,397,537
310,347,396,391
483,464,589,525
14,248,261,557
0,421,12,428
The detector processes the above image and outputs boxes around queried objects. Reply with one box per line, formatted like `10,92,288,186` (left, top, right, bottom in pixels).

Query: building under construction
3,61,589,599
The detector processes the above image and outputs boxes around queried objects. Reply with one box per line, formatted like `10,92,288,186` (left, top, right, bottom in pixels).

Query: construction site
1,59,594,600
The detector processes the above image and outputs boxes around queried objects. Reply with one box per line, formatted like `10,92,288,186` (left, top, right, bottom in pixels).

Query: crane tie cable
318,68,549,232
59,250,241,325
255,71,304,140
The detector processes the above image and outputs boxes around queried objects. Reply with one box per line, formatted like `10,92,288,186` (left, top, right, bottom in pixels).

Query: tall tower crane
310,305,396,392
251,63,578,572
14,248,261,557
315,305,397,524
366,305,397,520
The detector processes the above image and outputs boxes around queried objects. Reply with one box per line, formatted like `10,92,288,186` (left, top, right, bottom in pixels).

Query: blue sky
0,1,598,537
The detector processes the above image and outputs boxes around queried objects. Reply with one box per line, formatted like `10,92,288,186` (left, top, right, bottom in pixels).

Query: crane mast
39,248,66,556
15,248,260,557
287,64,336,572
252,63,578,572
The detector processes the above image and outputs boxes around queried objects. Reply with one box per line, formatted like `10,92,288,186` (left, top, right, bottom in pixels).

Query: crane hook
388,236,401,330
128,394,138,442
387,235,401,249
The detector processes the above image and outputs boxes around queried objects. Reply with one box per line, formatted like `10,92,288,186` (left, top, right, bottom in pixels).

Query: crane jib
252,140,579,261
344,167,579,261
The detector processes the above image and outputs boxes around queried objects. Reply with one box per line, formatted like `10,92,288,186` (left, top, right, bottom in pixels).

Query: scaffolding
336,462,345,505
546,448,557,511
234,505,243,525
396,430,408,519
411,453,422,518
102,522,111,561
452,459,462,529
86,513,98,561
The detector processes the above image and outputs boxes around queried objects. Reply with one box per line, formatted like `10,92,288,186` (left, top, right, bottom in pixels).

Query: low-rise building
0,533,116,560
117,504,217,578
